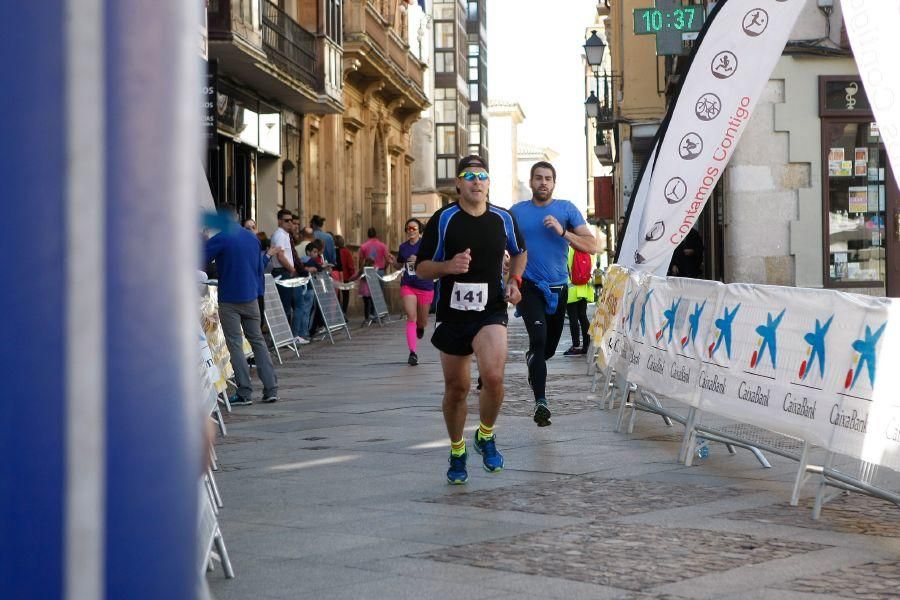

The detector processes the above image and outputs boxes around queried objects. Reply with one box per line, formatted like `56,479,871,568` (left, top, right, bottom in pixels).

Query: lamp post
584,90,600,120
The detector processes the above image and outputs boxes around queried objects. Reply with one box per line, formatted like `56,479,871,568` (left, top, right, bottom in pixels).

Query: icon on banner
679,133,703,160
798,316,833,380
625,291,638,332
695,93,722,121
845,322,886,390
634,251,646,264
664,177,687,204
645,221,665,241
711,51,738,79
655,297,682,345
742,9,769,36
640,289,654,337
709,303,741,359
749,309,786,369
621,290,632,327
681,300,707,349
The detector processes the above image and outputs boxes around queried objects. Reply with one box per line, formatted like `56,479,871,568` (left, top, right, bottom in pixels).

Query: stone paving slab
417,521,827,591
777,558,900,599
723,493,900,537
423,476,745,518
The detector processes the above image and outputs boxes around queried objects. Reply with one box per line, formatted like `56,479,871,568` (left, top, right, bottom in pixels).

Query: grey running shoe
533,399,551,427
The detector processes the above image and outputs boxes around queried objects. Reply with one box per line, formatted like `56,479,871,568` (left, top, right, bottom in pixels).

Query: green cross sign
633,0,705,56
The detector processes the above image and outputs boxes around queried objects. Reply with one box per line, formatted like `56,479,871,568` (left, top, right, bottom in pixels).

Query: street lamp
585,90,600,119
583,30,606,71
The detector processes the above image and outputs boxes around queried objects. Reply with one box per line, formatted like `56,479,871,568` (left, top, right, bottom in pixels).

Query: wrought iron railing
261,2,317,87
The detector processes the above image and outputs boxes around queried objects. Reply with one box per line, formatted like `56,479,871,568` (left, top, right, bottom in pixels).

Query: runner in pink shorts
395,218,435,365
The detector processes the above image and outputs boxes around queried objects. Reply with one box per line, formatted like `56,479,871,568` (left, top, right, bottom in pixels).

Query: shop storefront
820,76,900,296
207,78,283,223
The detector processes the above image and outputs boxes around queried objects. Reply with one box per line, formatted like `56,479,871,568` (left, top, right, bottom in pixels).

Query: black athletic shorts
431,310,509,356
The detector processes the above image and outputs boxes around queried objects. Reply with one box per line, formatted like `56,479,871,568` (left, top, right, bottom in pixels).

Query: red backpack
570,250,593,285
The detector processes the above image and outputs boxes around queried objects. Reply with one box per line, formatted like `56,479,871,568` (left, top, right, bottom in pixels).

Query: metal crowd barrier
595,363,900,517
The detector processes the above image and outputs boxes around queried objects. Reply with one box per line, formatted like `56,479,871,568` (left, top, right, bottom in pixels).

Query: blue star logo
681,300,707,348
710,303,740,359
849,322,886,389
639,289,653,336
800,315,833,380
656,297,682,344
752,309,786,369
626,291,638,332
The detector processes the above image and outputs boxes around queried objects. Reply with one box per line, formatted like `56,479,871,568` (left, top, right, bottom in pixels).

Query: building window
435,51,454,73
436,125,457,155
818,76,897,291
469,83,478,101
437,157,455,180
325,0,342,44
433,0,455,20
467,1,478,21
435,22,454,49
469,114,480,146
823,121,887,286
435,92,456,123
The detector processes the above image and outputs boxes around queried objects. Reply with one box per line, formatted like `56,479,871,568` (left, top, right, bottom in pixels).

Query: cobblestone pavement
425,477,745,518
778,559,900,599
418,521,827,591
208,310,900,600
724,493,900,537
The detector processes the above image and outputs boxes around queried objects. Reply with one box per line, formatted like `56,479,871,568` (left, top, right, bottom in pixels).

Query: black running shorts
431,310,509,356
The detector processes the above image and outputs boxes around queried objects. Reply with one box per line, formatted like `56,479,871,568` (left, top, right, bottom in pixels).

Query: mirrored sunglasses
458,171,489,181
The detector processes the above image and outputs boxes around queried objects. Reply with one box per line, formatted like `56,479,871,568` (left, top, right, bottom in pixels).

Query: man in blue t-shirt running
510,162,596,427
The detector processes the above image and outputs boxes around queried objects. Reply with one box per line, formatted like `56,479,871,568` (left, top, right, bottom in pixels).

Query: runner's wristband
509,274,522,287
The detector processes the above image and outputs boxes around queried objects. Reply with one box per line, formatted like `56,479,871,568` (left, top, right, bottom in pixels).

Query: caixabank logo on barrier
654,297,682,346
797,316,834,383
680,300,707,349
748,309,786,371
639,289,654,337
844,322,886,392
707,303,740,360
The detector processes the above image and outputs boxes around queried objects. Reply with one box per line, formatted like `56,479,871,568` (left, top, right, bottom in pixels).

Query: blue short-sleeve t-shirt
510,199,586,286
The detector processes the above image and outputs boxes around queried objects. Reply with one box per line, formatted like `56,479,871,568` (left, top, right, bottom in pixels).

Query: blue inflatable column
1,1,202,598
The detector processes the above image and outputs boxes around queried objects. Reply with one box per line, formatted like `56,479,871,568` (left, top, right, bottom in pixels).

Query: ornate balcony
342,1,428,116
261,2,317,88
207,0,343,114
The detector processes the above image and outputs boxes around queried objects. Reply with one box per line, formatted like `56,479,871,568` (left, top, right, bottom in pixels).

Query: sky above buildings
488,0,598,204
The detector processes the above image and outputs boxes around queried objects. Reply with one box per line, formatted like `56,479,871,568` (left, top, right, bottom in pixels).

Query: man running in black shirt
416,155,527,484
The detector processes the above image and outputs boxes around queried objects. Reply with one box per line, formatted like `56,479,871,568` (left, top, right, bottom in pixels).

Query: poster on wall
828,147,844,176
868,185,880,212
849,187,868,213
854,147,869,177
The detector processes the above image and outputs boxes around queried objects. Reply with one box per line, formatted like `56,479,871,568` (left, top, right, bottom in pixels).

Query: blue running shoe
473,433,504,472
447,452,468,485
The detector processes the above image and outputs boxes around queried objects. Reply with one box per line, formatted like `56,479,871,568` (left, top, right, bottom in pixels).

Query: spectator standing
203,204,278,405
295,226,315,259
358,227,391,274
310,214,336,264
563,245,595,356
357,227,392,321
271,209,297,320
334,234,355,315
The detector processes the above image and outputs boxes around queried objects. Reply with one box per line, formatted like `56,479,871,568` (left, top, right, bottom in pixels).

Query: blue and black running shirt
416,202,526,322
